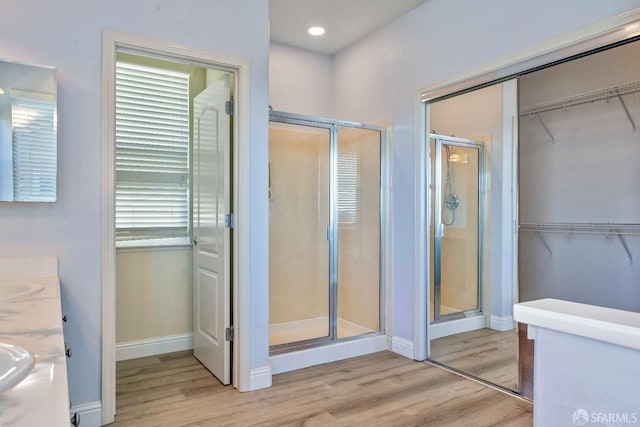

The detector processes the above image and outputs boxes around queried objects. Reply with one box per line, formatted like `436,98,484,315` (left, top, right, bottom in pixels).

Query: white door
193,74,232,384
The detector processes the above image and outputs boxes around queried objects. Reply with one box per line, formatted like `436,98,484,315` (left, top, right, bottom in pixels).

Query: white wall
331,0,640,341
269,42,333,117
0,0,269,408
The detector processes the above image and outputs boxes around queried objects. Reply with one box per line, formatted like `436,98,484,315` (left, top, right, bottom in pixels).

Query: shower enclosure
430,134,483,322
268,111,385,352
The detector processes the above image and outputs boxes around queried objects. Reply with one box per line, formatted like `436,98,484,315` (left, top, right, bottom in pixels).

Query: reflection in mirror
0,59,57,202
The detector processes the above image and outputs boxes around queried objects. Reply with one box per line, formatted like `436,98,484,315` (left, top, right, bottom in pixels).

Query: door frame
101,30,251,425
414,10,640,361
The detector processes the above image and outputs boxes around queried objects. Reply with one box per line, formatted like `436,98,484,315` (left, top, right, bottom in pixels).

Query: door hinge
225,100,234,115
225,326,234,341
225,213,235,229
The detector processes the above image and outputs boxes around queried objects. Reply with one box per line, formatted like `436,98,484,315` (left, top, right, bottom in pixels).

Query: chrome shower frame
268,110,388,354
430,133,485,323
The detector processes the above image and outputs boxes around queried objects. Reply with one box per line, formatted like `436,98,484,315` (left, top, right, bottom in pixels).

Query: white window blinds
115,62,190,244
11,94,57,202
337,151,359,225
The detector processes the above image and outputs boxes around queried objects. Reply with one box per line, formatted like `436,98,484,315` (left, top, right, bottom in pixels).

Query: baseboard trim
391,336,414,359
490,315,515,332
249,365,272,391
70,401,102,427
429,315,486,339
116,333,193,361
270,334,387,375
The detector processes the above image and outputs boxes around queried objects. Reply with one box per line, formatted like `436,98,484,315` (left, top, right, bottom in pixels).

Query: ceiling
269,0,429,55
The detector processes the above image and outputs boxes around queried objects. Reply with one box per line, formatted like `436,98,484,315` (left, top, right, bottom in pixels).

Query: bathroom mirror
0,59,57,202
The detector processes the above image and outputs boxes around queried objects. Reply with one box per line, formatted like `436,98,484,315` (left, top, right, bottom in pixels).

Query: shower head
445,193,460,210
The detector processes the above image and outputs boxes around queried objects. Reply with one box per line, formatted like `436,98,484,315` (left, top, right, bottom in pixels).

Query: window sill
116,237,192,253
117,244,192,253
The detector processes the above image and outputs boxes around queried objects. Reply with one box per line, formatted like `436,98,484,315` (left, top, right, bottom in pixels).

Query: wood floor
112,350,531,426
430,328,518,391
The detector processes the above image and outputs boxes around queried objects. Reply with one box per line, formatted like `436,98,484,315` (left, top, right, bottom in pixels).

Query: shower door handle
326,225,331,241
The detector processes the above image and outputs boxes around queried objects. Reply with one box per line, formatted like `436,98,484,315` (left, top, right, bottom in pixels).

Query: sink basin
0,343,34,392
0,282,44,302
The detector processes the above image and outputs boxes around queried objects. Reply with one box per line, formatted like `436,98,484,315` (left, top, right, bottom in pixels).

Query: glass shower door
336,126,381,339
268,111,385,353
268,121,330,346
431,136,482,322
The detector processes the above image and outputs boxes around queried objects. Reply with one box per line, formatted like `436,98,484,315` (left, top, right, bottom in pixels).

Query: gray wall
0,0,269,407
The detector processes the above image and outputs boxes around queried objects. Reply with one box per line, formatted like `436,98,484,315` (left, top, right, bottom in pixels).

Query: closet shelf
520,81,640,118
520,222,639,263
519,222,640,234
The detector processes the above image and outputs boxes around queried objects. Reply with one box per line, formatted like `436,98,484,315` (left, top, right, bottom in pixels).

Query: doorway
102,30,252,425
114,52,234,379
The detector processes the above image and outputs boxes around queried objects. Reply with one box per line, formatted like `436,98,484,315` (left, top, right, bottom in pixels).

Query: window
11,93,57,202
115,62,190,245
337,151,359,225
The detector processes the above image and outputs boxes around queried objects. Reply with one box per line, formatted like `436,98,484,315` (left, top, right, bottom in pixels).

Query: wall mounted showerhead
445,193,460,210
442,145,460,227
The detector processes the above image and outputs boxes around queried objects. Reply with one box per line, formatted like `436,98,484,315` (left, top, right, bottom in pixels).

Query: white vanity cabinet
514,299,640,427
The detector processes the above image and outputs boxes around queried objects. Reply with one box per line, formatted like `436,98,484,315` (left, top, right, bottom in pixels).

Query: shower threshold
269,316,374,347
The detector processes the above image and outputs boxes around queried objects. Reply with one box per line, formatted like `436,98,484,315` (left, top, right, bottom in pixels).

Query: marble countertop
514,298,640,351
0,277,70,427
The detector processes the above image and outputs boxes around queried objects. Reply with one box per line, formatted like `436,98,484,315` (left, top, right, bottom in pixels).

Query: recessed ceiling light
308,26,325,36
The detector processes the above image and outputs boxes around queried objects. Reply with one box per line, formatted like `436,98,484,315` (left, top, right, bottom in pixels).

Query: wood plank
518,323,534,399
430,328,519,390
112,350,532,426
